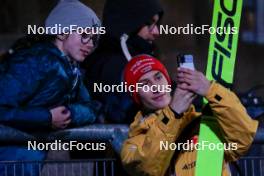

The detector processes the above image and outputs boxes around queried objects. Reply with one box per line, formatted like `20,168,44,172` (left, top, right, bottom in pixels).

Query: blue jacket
0,42,97,176
0,42,96,130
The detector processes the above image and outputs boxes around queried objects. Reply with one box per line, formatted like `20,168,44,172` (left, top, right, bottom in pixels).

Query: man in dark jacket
0,0,101,175
83,0,163,124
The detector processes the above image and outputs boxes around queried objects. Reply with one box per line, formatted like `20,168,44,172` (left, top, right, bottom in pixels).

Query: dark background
0,0,263,96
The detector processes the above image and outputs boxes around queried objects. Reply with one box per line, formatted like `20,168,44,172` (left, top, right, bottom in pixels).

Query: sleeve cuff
168,106,184,119
205,81,227,103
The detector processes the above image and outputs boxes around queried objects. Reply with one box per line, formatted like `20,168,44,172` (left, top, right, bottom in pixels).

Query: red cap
124,54,171,104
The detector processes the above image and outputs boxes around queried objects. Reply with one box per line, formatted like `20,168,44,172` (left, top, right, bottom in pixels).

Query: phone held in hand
177,54,195,70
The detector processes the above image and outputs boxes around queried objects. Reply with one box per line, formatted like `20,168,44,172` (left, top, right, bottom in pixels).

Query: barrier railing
0,159,116,176
0,125,129,143
0,125,264,176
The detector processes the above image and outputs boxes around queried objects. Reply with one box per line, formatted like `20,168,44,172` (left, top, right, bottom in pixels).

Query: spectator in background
82,0,163,124
121,54,258,176
0,0,101,175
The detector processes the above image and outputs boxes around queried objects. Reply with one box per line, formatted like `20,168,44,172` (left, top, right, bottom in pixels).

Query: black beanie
102,0,163,39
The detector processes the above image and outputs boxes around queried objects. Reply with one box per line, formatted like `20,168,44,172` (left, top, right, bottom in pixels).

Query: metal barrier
0,159,115,176
0,125,129,143
0,125,264,176
0,124,263,143
231,157,264,176
0,125,128,176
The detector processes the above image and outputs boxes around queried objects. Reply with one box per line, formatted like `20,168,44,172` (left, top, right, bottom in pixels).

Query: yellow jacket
121,82,259,176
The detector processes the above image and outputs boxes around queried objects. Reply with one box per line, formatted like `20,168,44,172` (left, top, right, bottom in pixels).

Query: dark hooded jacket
83,0,163,124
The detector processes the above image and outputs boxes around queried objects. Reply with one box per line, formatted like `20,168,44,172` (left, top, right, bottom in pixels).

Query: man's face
62,31,95,62
138,70,171,110
137,14,160,43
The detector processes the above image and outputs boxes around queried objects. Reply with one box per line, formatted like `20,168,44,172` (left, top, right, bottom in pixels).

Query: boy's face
138,70,171,110
62,31,95,62
137,14,160,43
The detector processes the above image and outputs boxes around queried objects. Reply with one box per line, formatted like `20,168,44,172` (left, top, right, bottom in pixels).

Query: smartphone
177,54,195,70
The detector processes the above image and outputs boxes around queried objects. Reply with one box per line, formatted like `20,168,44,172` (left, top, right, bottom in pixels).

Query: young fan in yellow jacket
120,54,259,176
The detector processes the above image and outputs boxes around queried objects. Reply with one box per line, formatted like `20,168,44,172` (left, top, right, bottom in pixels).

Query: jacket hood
10,42,63,61
102,0,163,40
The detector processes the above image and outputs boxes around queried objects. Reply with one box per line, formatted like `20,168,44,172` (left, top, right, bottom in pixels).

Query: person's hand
50,106,71,129
177,67,211,96
170,87,196,114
